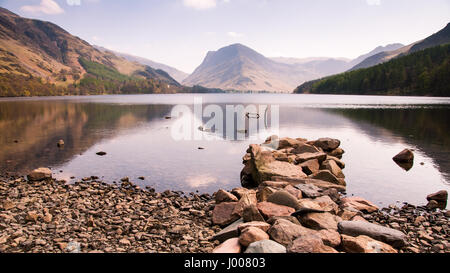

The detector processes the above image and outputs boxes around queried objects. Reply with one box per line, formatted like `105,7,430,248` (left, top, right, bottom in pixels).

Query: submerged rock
393,149,414,163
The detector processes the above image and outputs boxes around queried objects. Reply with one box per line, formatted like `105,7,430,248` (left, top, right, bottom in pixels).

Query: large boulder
267,190,300,210
257,202,295,219
238,222,271,233
426,190,448,203
299,212,342,231
287,234,338,253
299,159,320,175
296,184,323,198
311,138,341,152
215,189,238,204
267,219,315,247
243,204,265,222
295,152,327,165
321,160,345,179
309,170,346,186
317,229,341,248
213,238,241,253
338,221,407,248
256,187,277,202
291,143,320,154
239,227,270,247
232,191,257,218
393,149,414,163
244,240,286,254
212,202,240,227
340,197,379,213
341,235,398,253
327,148,345,159
284,185,303,200
27,168,52,181
212,219,244,242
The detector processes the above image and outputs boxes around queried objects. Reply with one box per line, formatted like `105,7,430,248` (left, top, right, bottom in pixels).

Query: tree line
295,44,450,97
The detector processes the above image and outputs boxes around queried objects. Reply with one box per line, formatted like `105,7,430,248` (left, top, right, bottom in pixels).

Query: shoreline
0,136,449,253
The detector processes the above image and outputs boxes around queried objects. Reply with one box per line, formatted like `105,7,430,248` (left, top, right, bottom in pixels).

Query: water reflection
0,95,449,207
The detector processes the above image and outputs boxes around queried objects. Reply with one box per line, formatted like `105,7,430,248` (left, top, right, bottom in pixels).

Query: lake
0,94,449,208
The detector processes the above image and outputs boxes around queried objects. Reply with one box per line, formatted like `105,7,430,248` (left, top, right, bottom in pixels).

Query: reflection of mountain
329,107,450,181
0,101,173,174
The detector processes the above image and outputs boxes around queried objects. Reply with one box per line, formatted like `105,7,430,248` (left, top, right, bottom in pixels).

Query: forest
295,44,450,97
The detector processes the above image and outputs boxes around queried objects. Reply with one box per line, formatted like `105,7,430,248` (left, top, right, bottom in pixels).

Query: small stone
27,168,52,181
96,151,107,156
426,190,448,203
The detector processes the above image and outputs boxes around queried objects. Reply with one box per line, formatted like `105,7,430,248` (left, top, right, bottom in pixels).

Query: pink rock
213,238,241,253
257,202,295,219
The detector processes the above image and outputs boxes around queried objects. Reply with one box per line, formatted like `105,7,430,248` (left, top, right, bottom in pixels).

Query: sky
1,0,449,73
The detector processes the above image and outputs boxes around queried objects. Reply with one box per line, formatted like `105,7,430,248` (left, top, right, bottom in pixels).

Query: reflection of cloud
185,174,218,188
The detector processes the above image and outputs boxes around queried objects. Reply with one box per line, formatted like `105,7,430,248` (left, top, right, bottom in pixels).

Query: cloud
183,0,217,10
227,31,244,38
21,0,64,15
366,0,381,5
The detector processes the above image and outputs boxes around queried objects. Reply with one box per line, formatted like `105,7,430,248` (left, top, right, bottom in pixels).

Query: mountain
294,22,450,97
183,43,410,92
351,23,450,71
349,43,404,69
294,43,450,97
183,44,357,92
0,7,179,96
95,46,189,83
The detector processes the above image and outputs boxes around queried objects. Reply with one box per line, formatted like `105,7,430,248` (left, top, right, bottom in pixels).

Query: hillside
349,43,405,70
182,44,304,92
95,46,189,83
350,23,450,71
183,43,410,93
294,44,450,97
0,7,180,97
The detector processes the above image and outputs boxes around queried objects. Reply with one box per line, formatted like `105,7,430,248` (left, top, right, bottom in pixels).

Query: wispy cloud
366,0,381,6
227,31,244,38
21,0,64,15
183,0,217,10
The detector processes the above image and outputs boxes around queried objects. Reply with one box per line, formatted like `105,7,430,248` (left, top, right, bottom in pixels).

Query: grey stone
244,240,287,253
338,221,407,248
267,190,300,210
212,219,244,243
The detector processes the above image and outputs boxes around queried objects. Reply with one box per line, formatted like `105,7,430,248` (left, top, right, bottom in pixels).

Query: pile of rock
0,174,218,253
211,136,449,253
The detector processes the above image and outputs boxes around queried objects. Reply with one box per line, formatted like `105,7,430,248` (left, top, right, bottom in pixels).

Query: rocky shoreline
210,136,449,253
0,136,448,253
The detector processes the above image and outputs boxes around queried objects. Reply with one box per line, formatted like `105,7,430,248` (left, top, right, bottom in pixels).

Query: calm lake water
0,94,449,208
